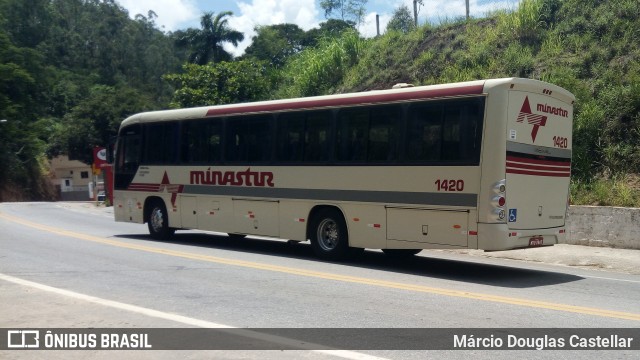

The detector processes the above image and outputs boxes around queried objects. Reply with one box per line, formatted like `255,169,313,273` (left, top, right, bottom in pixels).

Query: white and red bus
113,78,574,260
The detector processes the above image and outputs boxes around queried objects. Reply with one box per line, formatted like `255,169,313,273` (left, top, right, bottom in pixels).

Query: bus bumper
477,223,567,251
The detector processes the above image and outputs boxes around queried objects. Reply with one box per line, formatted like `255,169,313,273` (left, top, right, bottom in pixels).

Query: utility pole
466,0,470,20
413,0,418,27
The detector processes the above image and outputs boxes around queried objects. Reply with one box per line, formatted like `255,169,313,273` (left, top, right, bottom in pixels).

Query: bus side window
337,109,369,162
441,99,484,164
123,137,141,171
181,119,222,164
276,113,305,162
225,118,246,162
143,122,178,164
406,104,443,162
115,125,141,173
304,112,331,162
460,99,484,164
114,125,141,189
369,105,401,162
442,105,462,161
246,116,271,162
225,115,271,163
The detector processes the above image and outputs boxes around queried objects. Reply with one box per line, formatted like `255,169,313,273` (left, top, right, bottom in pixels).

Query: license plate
528,236,544,247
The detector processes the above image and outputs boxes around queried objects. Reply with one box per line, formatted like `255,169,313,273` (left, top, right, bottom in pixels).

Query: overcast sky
116,0,520,56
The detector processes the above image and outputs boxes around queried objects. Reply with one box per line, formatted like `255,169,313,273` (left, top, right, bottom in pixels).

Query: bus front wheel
147,201,175,240
310,208,362,261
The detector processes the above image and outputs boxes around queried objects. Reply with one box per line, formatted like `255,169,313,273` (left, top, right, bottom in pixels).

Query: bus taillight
492,179,506,222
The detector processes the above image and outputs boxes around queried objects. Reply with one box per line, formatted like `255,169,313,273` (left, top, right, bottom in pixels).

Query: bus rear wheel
147,201,175,240
310,208,362,261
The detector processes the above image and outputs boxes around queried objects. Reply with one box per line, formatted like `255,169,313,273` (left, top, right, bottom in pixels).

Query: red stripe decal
128,184,161,191
205,85,484,117
506,168,571,177
506,161,570,172
506,155,570,167
506,153,571,177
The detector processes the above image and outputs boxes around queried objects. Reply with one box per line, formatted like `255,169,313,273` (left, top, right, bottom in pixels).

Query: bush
277,30,367,98
571,176,640,207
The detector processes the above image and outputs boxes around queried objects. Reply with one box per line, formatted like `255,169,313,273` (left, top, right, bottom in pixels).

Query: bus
112,78,574,260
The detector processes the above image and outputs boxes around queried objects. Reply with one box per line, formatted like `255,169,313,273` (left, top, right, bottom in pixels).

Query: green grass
571,176,640,207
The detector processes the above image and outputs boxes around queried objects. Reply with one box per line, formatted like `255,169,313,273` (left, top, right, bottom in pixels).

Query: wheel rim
317,218,339,251
150,207,164,233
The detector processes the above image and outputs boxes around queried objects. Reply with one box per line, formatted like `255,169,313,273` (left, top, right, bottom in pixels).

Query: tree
176,11,244,65
387,4,415,34
243,24,307,68
0,29,53,200
164,60,271,108
0,0,182,200
320,0,368,27
56,85,152,164
305,19,356,47
0,0,51,48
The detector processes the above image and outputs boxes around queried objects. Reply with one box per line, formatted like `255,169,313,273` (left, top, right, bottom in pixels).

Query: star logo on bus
517,96,547,143
158,171,183,209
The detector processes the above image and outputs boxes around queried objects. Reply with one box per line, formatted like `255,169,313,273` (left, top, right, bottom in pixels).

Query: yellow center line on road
2,211,640,322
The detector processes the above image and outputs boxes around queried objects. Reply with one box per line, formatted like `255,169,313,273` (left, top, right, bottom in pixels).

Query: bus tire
310,208,360,261
382,249,422,258
147,200,175,240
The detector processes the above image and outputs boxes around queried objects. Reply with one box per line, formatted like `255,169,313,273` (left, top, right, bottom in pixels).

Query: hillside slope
333,0,639,205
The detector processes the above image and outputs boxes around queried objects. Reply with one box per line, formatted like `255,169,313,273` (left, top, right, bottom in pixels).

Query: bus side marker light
367,224,381,228
353,218,360,222
469,231,478,236
294,218,305,222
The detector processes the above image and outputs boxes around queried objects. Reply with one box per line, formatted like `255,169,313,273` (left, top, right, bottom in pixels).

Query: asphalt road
0,202,638,359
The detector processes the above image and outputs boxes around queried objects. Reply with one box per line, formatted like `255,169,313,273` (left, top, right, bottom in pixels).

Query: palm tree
177,11,244,65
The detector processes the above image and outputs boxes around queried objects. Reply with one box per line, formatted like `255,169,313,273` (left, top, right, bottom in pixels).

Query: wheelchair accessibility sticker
508,209,518,222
